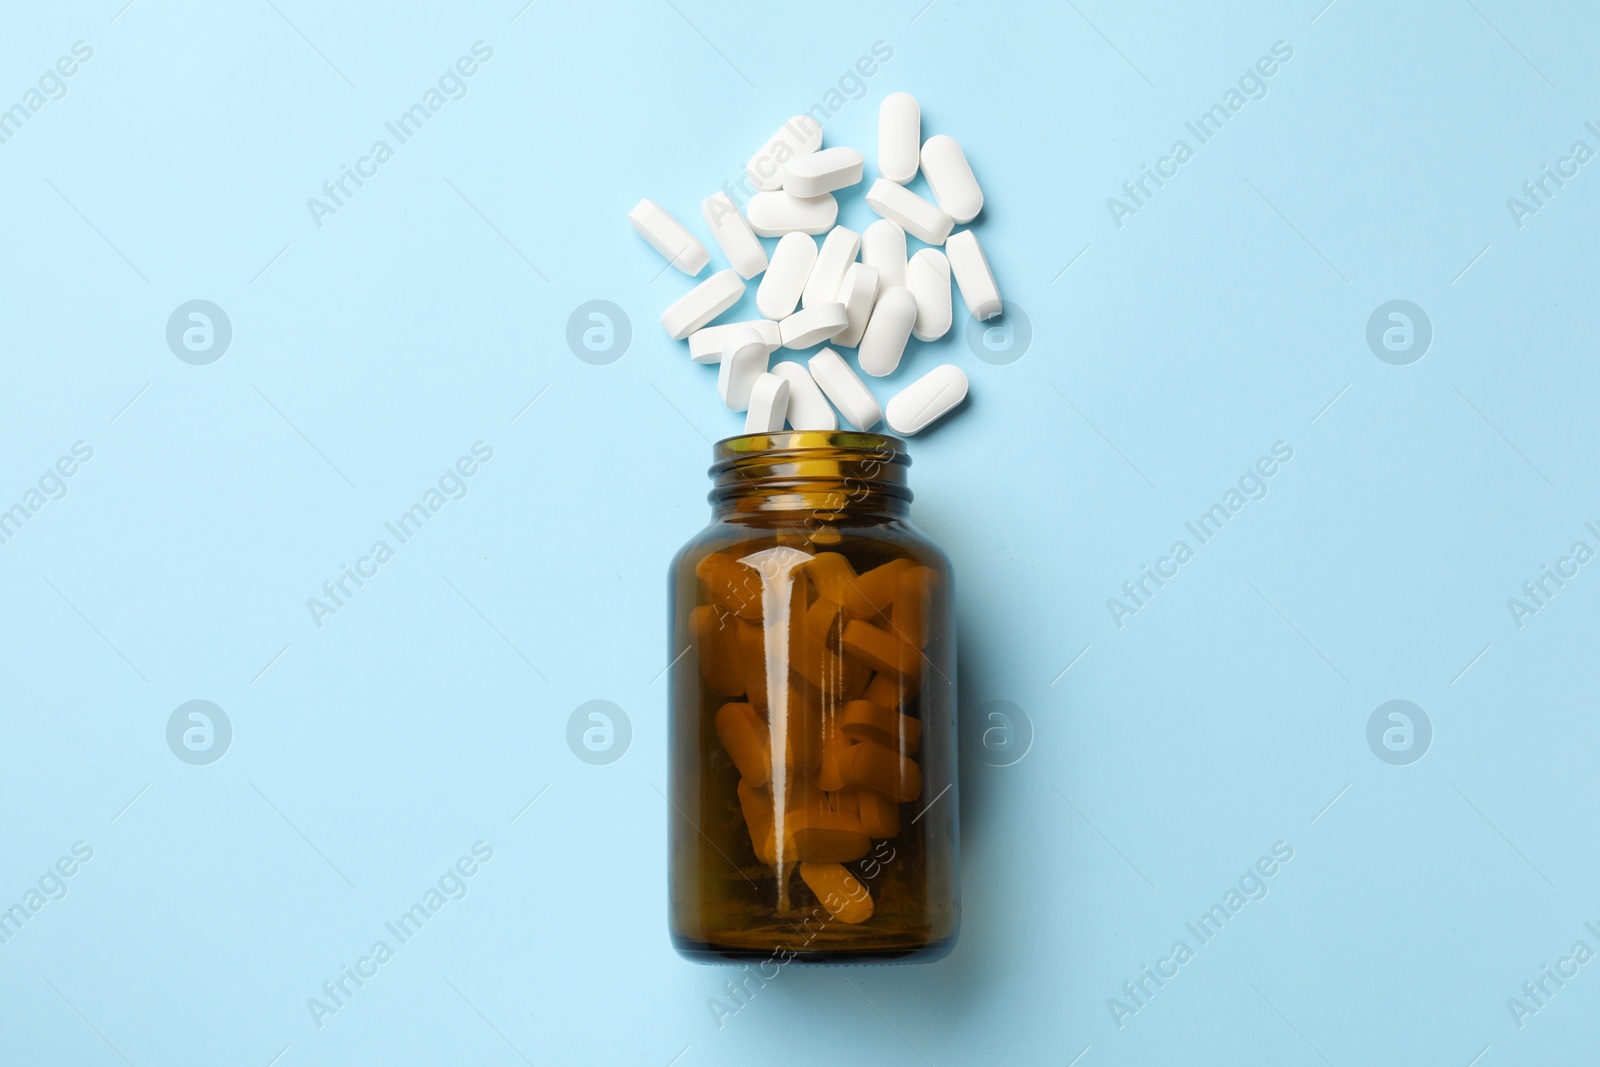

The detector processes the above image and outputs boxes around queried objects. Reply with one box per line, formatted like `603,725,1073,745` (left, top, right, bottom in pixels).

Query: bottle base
671,932,956,966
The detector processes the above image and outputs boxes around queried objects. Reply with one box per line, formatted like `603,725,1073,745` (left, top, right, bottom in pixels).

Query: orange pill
842,739,922,802
800,862,874,923
696,553,763,620
785,793,869,863
691,605,745,696
893,565,936,649
840,699,921,754
841,619,921,677
803,597,846,647
852,787,901,839
854,559,914,618
737,779,775,861
715,702,770,786
802,553,872,615
816,712,850,791
790,625,850,698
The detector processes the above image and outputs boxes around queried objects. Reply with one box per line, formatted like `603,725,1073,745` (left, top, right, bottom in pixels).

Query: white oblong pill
863,178,952,245
688,320,780,363
748,116,823,192
778,302,848,350
746,191,838,237
878,92,921,185
809,348,882,430
757,233,817,320
802,226,861,309
702,192,767,279
857,285,917,377
886,364,968,435
784,147,865,198
660,269,745,341
944,230,1002,321
905,248,952,342
628,198,709,275
861,220,907,290
832,263,880,349
919,135,983,224
769,361,837,430
744,372,792,433
718,332,770,411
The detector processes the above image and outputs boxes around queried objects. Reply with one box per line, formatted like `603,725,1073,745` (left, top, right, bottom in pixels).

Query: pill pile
628,92,1000,438
693,545,935,923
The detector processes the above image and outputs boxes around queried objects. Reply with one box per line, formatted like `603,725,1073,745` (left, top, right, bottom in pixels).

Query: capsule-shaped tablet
831,263,879,349
857,286,917,378
691,604,745,696
864,178,953,245
737,779,775,860
893,566,936,649
919,134,983,224
696,553,762,619
905,249,952,342
944,229,1002,321
852,788,901,840
864,668,921,706
803,596,846,646
790,624,850,698
744,372,791,433
802,226,860,309
757,233,817,320
628,198,709,275
841,618,921,677
802,553,871,615
789,820,870,864
784,147,864,198
885,364,968,435
841,739,922,802
715,702,771,786
808,348,882,430
878,92,921,185
717,334,770,411
861,220,907,290
748,115,823,192
801,861,875,922
768,362,837,431
840,699,921,753
701,192,767,279
746,191,838,237
855,559,914,617
687,320,780,364
660,269,745,341
778,303,848,350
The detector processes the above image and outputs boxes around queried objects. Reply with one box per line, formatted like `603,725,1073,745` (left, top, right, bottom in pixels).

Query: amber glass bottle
668,430,959,964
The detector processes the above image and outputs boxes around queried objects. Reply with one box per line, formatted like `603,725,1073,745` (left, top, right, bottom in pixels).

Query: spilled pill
744,372,791,433
748,115,823,192
861,219,907,290
919,134,983,224
831,263,879,349
857,285,917,377
905,249,952,342
688,320,780,364
802,226,861,309
758,233,817,320
660,269,745,341
808,348,882,430
746,191,838,237
628,198,709,276
784,147,864,198
701,192,768,279
779,303,849,350
885,364,968,435
878,92,921,185
864,178,953,245
717,333,770,411
944,230,1002,321
769,362,837,431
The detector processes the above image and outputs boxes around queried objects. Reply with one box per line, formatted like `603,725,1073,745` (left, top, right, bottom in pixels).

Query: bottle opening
709,431,911,519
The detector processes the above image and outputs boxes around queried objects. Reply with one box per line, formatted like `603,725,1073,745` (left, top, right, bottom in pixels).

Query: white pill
809,348,882,430
628,199,708,275
701,192,767,279
660,269,745,341
857,286,917,377
778,302,848,349
864,178,952,245
861,220,907,290
802,226,860,309
905,249,952,342
748,115,823,192
718,332,769,411
769,361,837,430
878,93,921,185
886,364,968,435
744,372,792,433
688,320,780,363
757,233,817,320
919,135,983,224
746,191,838,236
784,147,864,198
944,230,1002,321
831,263,880,349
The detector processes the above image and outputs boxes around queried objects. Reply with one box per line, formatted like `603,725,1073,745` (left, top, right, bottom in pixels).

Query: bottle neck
709,431,912,523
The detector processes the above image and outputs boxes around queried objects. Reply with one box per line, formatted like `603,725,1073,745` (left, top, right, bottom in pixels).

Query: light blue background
2,1,1597,1064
